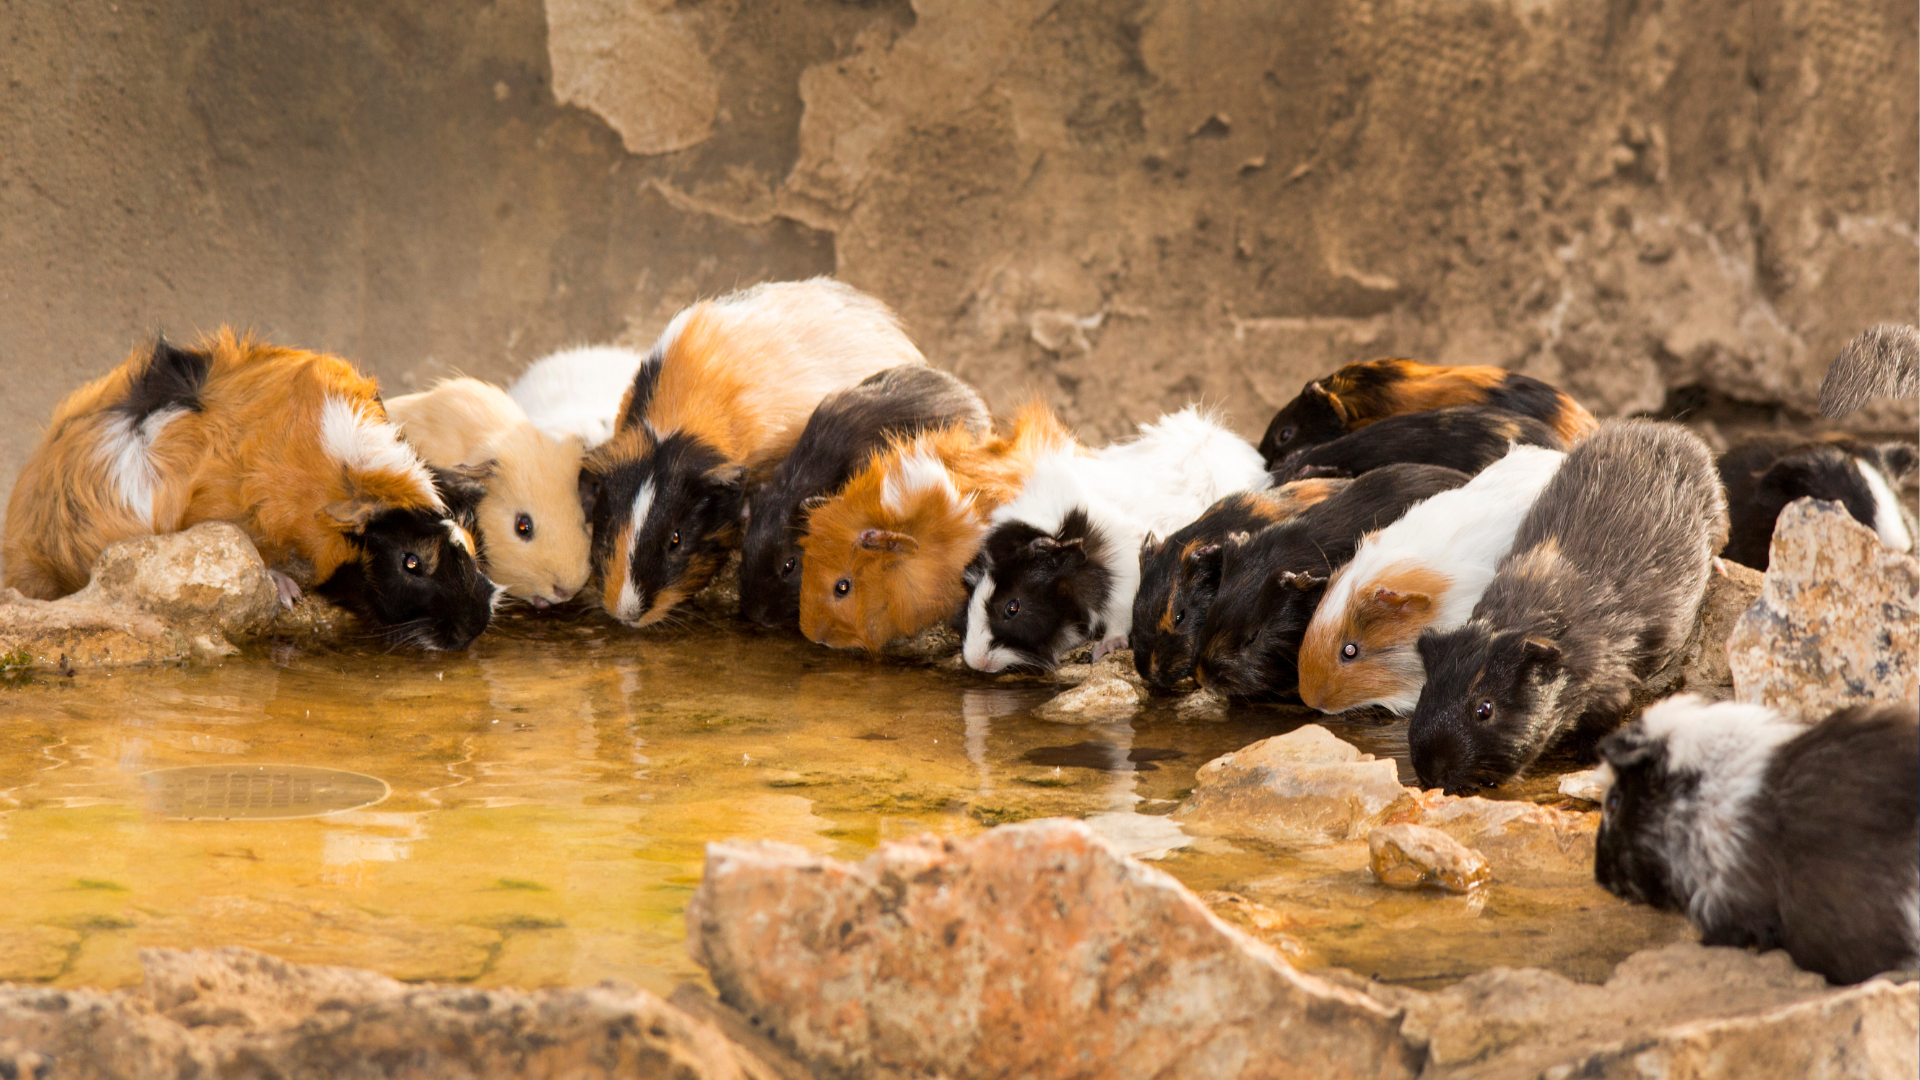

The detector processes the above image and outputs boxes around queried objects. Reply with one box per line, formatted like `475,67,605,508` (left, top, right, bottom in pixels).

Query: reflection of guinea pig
1269,405,1563,483
507,344,650,448
2,330,494,650
1409,420,1727,795
386,378,592,609
1191,464,1468,701
1259,358,1596,466
798,404,1075,653
963,408,1274,672
739,365,989,629
1297,444,1565,716
1718,434,1915,570
1596,695,1918,985
1131,479,1349,690
584,279,924,628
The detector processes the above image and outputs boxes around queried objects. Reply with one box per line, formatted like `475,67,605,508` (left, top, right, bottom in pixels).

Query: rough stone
1034,674,1143,721
1673,557,1767,696
544,0,720,156
1174,725,1417,844
1556,768,1608,805
1411,792,1598,879
1368,824,1491,894
686,819,1418,1080
1175,687,1230,720
1729,498,1920,720
1054,649,1145,688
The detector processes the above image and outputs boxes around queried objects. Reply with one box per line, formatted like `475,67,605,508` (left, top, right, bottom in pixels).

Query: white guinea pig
506,345,649,448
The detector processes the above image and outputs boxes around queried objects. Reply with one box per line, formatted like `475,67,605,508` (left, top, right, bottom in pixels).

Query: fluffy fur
1269,405,1565,482
1819,324,1919,419
963,408,1276,672
386,377,593,608
3,330,493,649
1298,444,1567,715
585,279,925,627
1408,420,1729,793
1718,434,1916,570
739,365,989,628
1130,479,1349,690
507,344,652,447
1191,464,1470,701
1258,359,1596,466
798,403,1076,652
1597,696,1919,985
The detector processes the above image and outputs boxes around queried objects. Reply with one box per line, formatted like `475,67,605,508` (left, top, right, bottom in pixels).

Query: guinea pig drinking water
1296,444,1566,716
584,278,925,628
1131,479,1351,690
962,407,1272,672
1259,358,1596,467
1268,404,1564,483
2,330,496,650
1407,419,1729,794
1595,694,1919,985
1190,464,1469,701
1717,433,1915,570
386,377,593,609
507,344,651,448
738,365,989,628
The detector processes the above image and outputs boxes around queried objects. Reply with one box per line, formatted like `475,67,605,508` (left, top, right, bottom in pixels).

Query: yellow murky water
0,612,1687,994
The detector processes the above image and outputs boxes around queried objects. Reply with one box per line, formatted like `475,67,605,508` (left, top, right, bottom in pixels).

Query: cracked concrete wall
1,0,1913,542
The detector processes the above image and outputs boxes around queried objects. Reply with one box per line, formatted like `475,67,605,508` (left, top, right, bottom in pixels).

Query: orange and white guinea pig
385,377,591,609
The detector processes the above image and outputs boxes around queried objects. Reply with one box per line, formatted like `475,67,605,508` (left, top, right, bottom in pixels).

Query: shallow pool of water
0,610,1687,994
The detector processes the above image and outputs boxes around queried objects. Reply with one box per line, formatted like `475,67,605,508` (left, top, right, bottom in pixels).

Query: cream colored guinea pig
385,378,591,608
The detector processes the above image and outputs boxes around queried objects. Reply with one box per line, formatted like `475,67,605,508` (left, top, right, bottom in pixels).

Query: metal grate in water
141,765,390,820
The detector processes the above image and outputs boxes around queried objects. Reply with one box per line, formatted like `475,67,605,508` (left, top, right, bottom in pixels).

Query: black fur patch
977,509,1114,670
1592,726,1687,911
606,432,743,621
1132,493,1283,690
1408,623,1565,793
317,507,495,651
1269,406,1563,482
1719,435,1895,569
1257,387,1346,468
120,336,212,424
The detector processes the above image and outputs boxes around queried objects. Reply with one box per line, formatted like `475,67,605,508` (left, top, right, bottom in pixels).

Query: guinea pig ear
1307,381,1352,423
322,498,387,535
1518,636,1563,671
576,467,603,520
1141,531,1159,556
799,494,833,516
701,463,747,494
1876,442,1917,482
1599,726,1659,772
1278,569,1328,591
430,463,491,515
856,528,919,555
1369,586,1432,613
1032,535,1087,565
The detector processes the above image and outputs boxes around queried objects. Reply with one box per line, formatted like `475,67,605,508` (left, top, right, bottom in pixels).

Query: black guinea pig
737,365,989,628
1191,464,1469,701
1596,695,1919,986
1718,434,1915,570
1409,420,1728,794
1268,405,1564,483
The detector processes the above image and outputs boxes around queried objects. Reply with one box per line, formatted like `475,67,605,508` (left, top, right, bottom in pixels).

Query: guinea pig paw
268,569,303,611
1091,635,1128,663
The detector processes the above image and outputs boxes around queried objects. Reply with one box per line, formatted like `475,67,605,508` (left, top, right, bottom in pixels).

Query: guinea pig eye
1173,609,1185,627
668,530,681,550
833,578,850,598
1341,642,1359,661
402,553,422,575
1474,699,1494,722
1604,788,1620,815
1003,598,1019,619
515,513,534,540
1279,426,1296,441
781,557,797,577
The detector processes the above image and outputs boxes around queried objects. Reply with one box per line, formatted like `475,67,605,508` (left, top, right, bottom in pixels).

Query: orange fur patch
1298,562,1451,712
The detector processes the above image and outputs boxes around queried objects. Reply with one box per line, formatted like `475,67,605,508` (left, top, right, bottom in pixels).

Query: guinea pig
2,329,495,650
797,403,1077,652
386,378,593,609
1819,323,1919,418
1408,419,1728,794
584,278,925,628
1190,464,1470,701
1259,358,1596,466
738,365,989,628
1595,695,1919,985
1269,405,1564,483
1297,444,1567,716
1718,434,1915,570
506,344,651,447
1131,479,1350,690
963,407,1274,672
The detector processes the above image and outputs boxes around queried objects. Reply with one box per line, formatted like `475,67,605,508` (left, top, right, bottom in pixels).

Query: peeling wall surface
2,0,1914,540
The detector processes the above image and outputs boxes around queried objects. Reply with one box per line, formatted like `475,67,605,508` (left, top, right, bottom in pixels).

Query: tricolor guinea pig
962,408,1272,672
1131,479,1350,690
507,344,651,448
1717,434,1915,570
797,403,1076,652
386,378,593,609
2,330,495,650
1259,358,1596,466
738,365,989,628
584,278,925,628
1297,444,1566,716
1408,420,1728,794
1269,405,1564,483
1190,464,1469,701
1596,695,1918,985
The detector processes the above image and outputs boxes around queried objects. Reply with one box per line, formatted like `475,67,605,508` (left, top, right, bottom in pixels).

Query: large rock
1672,557,1766,697
1729,498,1920,720
1411,793,1598,878
1035,674,1143,721
686,819,1418,1080
1173,725,1417,845
1368,824,1490,895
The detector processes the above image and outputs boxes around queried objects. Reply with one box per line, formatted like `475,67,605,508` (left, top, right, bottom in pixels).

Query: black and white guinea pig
1596,694,1919,986
1718,434,1916,570
1268,405,1564,483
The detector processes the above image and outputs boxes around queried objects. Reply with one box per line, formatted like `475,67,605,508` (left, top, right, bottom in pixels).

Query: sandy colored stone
1174,725,1417,844
1368,823,1491,894
544,0,720,155
1729,498,1920,720
1035,674,1143,720
1556,768,1608,804
686,819,1417,1080
1176,687,1230,719
1412,792,1598,878
1053,648,1144,687
1673,557,1766,696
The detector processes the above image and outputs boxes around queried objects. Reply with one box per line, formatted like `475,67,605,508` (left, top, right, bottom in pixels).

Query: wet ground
0,610,1689,996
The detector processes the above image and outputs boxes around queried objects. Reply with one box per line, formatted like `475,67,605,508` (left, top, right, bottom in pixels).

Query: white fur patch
506,345,648,447
612,481,655,623
961,574,1020,672
97,406,186,526
1855,457,1913,552
444,519,476,556
320,397,443,510
882,448,960,517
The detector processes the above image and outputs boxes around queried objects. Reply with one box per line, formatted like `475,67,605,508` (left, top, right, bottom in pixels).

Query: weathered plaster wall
1,0,1914,541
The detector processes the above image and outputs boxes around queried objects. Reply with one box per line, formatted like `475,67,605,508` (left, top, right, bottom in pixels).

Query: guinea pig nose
550,583,576,602
529,596,552,610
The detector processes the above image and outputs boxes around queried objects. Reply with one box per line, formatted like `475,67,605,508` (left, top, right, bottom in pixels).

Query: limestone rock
686,819,1417,1080
1729,498,1920,720
1556,768,1608,804
544,0,720,155
1176,687,1230,719
1053,648,1145,687
1035,674,1142,721
1673,557,1766,696
1412,792,1597,878
1174,725,1417,844
1368,824,1491,894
